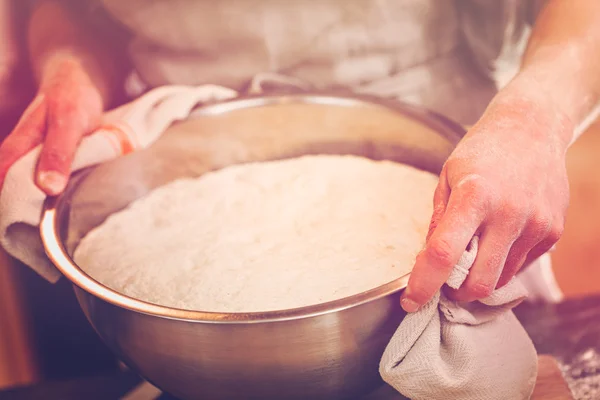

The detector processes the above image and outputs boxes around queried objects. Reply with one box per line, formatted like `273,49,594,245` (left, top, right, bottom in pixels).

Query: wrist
508,53,597,128
487,74,575,152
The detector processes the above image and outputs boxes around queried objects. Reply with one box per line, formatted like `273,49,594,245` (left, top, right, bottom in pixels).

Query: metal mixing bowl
40,90,465,400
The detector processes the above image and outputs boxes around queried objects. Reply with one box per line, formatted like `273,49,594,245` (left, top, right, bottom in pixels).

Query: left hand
400,88,572,312
0,55,103,196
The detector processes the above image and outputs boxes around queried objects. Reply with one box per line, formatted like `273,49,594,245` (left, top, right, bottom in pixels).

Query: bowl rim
40,91,466,324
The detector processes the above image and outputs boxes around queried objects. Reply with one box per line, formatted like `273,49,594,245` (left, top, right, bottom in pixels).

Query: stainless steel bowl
40,90,465,400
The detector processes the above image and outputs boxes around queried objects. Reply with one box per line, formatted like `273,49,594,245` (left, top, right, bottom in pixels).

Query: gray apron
96,0,544,126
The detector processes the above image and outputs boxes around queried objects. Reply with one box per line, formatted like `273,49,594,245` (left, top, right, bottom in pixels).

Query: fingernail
38,171,67,195
401,297,420,313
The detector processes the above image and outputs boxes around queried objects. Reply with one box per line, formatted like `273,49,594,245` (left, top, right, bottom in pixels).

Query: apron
95,0,544,126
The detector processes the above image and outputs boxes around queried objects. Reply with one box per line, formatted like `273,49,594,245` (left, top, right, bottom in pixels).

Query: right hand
0,55,103,196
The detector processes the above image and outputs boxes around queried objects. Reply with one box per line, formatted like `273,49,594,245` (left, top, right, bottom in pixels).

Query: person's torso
97,0,533,125
101,0,458,88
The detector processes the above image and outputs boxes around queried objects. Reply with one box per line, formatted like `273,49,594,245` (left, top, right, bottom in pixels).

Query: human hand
0,55,103,195
400,91,573,312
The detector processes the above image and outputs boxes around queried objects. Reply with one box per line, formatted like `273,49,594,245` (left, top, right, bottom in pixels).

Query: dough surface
74,155,438,312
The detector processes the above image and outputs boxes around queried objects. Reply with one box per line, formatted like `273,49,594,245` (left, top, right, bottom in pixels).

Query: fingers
35,98,91,195
447,226,515,302
495,212,549,288
525,218,564,264
495,240,531,290
0,95,47,192
497,210,562,288
401,175,488,312
450,210,561,300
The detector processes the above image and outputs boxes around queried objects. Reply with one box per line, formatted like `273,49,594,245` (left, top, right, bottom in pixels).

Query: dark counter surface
3,295,600,400
515,295,600,400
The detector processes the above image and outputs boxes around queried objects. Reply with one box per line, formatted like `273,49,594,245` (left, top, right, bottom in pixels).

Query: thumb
0,94,47,192
35,99,97,195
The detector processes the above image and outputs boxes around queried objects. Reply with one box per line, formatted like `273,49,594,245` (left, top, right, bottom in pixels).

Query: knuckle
531,210,553,229
458,174,488,196
528,210,553,237
502,199,527,218
547,221,565,243
442,157,460,171
433,184,446,205
484,250,506,272
48,97,78,121
50,111,74,131
406,284,432,304
504,218,524,239
456,174,495,211
46,95,62,110
427,205,445,238
464,280,495,299
425,238,456,270
41,146,70,167
57,99,78,116
50,100,93,134
495,199,529,232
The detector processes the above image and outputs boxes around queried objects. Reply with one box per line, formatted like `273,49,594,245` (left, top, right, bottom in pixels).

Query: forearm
27,0,128,109
504,0,600,145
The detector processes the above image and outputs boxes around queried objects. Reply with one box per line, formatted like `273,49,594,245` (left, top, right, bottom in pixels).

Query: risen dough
74,155,438,312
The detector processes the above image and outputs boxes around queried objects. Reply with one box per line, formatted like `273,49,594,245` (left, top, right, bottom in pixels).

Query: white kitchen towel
380,236,538,400
0,84,237,282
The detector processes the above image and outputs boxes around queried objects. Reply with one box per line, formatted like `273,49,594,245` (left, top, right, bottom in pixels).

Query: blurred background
0,0,599,393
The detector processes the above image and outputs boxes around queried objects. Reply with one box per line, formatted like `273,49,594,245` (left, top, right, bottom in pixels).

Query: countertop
3,295,600,400
515,295,600,400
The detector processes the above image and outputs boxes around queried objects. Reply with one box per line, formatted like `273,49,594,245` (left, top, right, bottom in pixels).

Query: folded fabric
380,236,538,400
0,84,237,282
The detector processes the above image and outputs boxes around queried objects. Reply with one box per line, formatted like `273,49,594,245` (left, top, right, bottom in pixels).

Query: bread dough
74,155,438,312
